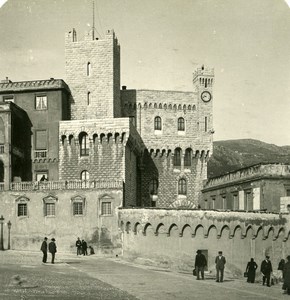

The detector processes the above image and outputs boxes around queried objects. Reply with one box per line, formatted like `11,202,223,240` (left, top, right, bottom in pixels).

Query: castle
1,29,290,277
0,29,214,209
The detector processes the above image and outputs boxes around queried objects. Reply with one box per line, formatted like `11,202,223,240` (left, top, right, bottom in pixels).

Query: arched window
178,117,185,131
178,178,187,195
79,132,89,156
154,116,162,130
184,148,192,167
174,148,181,166
81,170,89,181
87,62,91,76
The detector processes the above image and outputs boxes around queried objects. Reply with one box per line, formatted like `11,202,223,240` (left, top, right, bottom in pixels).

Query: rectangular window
45,203,55,216
205,117,207,132
18,203,27,216
233,194,239,210
35,95,47,110
3,95,14,103
212,197,215,209
73,202,83,215
35,130,47,150
286,189,290,196
101,202,112,215
222,196,226,209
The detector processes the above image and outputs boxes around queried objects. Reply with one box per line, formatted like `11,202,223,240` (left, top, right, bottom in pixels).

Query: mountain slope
207,139,290,178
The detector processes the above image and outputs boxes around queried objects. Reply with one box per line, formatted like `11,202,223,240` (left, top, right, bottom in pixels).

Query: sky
0,0,289,146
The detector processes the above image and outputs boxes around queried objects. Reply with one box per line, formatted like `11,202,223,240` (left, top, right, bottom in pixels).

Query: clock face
201,91,212,102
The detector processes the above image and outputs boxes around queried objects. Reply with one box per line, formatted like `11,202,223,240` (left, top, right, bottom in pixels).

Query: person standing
76,237,82,255
261,255,273,287
48,238,57,264
283,256,290,294
82,239,88,256
245,258,258,283
278,258,285,279
40,237,48,263
215,251,226,282
194,250,207,280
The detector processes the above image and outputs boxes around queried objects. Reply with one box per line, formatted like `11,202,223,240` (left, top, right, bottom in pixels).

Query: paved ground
0,251,288,299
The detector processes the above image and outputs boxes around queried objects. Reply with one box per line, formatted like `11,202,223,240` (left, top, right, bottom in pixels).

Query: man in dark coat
40,237,48,263
82,239,88,256
76,237,82,255
261,255,273,286
283,256,290,294
215,251,226,282
246,258,258,283
48,238,57,264
194,250,207,280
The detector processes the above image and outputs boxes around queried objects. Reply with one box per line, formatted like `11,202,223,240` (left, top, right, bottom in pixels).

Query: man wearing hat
40,237,48,263
48,238,57,264
261,255,273,286
215,251,226,282
194,250,207,280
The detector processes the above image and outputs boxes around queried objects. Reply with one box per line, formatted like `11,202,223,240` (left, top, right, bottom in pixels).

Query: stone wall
119,208,290,275
0,188,123,254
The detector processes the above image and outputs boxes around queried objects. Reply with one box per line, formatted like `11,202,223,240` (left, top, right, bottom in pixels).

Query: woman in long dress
246,258,258,283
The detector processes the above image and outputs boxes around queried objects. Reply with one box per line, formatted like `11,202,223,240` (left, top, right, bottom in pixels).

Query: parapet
193,66,214,82
65,28,117,43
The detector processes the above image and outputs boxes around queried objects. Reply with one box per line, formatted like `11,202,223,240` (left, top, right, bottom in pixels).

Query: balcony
34,150,47,159
4,180,123,192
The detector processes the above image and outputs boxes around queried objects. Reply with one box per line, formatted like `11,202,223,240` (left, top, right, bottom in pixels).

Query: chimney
122,86,127,90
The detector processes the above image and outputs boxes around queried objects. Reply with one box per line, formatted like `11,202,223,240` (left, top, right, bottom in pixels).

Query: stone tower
65,29,121,120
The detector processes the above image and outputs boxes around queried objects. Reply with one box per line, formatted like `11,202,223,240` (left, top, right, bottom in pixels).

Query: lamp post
7,220,11,250
0,215,4,250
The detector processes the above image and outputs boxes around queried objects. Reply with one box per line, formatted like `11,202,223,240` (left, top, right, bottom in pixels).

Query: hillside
207,139,290,178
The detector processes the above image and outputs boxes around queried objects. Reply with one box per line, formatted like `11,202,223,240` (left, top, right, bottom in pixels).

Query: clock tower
193,65,214,137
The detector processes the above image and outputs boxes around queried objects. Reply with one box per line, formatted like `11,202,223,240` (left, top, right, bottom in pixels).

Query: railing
0,144,4,154
6,180,123,191
34,150,47,159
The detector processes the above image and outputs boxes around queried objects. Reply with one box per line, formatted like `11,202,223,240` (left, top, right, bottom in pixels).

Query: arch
93,134,98,144
178,104,182,110
107,133,113,143
79,132,89,156
184,148,192,167
143,223,153,236
266,227,275,239
154,116,162,130
220,225,230,238
168,223,178,237
87,91,91,105
178,178,187,195
183,104,186,111
149,103,152,109
254,226,264,239
164,104,167,109
68,134,74,145
245,225,254,239
181,224,192,237
80,170,89,181
168,104,172,110
133,222,142,235
233,225,243,238
61,135,66,145
275,227,285,240
154,103,158,109
156,223,165,235
207,224,218,238
187,105,191,110
120,220,124,232
173,104,177,110
114,133,120,143
173,147,181,166
121,132,126,143
125,221,131,233
159,103,162,109
193,224,204,237
144,102,148,108
192,105,196,111
177,117,185,131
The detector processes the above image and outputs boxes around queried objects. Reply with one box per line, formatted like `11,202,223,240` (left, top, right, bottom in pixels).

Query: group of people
194,250,226,282
195,250,290,295
75,237,94,256
40,237,57,264
245,255,290,294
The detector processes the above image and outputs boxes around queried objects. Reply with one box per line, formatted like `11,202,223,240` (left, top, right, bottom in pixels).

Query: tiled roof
0,79,70,93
